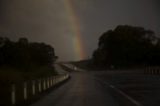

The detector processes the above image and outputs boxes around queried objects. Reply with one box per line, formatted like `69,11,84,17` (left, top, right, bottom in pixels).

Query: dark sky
0,0,160,61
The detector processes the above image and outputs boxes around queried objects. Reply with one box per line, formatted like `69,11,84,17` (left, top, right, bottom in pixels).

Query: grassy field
0,65,57,83
0,65,57,106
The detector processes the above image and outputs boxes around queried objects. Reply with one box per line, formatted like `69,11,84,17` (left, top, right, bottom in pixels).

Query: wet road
30,72,119,106
29,64,160,106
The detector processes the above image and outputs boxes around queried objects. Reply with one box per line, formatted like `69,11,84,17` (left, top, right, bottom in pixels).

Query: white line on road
96,78,143,106
109,85,142,106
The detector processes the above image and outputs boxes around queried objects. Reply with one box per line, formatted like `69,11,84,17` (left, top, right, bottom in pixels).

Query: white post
38,79,42,93
52,77,55,85
60,76,62,82
58,76,60,83
11,84,16,105
59,76,61,82
43,79,46,90
47,78,50,88
56,76,58,83
58,76,60,82
64,75,66,79
61,75,62,81
64,74,66,79
64,75,65,80
32,80,35,95
54,76,57,84
55,76,57,84
24,82,27,100
50,77,53,87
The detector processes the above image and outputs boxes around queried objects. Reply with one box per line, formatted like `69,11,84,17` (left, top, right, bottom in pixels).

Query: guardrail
144,67,160,75
2,74,69,106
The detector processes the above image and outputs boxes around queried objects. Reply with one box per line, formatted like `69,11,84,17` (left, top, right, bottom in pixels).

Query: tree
92,25,159,68
29,42,56,66
0,36,57,70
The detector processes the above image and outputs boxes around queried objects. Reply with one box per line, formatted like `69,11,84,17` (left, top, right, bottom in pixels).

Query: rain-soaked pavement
30,65,160,106
30,71,120,106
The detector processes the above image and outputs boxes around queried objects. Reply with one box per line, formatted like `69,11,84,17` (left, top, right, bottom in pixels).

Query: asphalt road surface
30,66,160,106
30,71,121,106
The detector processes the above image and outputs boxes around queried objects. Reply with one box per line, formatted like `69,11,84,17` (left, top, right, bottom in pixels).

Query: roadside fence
144,67,160,75
1,74,69,106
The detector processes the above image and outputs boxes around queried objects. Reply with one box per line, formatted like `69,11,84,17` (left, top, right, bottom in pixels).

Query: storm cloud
0,0,160,61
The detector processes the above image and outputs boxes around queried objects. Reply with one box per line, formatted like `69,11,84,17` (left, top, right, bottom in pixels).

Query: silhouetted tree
0,36,57,70
29,42,56,66
92,25,160,68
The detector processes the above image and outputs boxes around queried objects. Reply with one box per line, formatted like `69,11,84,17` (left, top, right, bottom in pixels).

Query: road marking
109,85,142,106
96,78,143,106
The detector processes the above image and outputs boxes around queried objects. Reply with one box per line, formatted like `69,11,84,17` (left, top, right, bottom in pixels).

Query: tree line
92,25,160,69
0,37,58,70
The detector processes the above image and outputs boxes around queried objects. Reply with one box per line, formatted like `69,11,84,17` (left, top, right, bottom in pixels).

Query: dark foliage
92,25,160,68
0,37,58,70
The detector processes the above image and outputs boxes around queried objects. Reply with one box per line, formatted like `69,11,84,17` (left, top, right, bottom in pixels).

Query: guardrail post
57,76,59,83
53,76,55,85
11,84,16,105
51,77,54,86
43,79,46,90
64,75,66,80
50,77,53,87
38,79,42,93
47,78,50,88
55,76,57,84
24,82,27,100
9,74,70,106
32,80,36,95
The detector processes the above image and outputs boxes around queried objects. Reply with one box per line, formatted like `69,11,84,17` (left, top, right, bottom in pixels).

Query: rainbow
64,0,86,60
